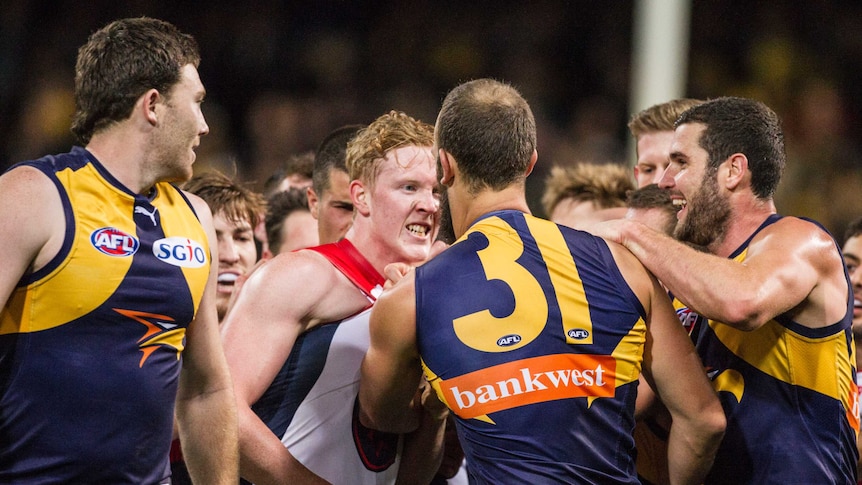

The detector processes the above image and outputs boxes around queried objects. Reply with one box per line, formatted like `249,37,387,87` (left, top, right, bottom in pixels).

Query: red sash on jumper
308,239,385,304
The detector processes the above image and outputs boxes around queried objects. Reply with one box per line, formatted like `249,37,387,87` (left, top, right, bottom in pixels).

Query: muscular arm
220,250,359,484
175,195,239,484
645,289,725,484
610,243,725,485
600,217,844,330
359,273,425,434
0,166,62,310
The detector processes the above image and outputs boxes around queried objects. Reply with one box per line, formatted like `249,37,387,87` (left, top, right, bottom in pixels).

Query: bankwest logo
441,353,616,419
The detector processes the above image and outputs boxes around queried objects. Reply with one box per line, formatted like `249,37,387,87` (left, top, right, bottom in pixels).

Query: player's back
415,210,646,484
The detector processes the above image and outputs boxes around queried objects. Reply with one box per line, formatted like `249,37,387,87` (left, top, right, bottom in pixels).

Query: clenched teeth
407,224,428,236
218,273,238,284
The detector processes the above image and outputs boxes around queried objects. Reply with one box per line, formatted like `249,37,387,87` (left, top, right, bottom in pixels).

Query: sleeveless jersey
0,147,210,483
678,214,859,484
415,210,646,484
250,240,401,485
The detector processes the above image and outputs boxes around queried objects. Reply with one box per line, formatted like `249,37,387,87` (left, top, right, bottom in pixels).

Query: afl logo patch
153,237,207,268
675,307,701,332
497,334,522,347
90,227,139,257
567,328,590,340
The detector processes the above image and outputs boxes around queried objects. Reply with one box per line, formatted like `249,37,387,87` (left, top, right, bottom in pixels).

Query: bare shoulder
0,165,60,222
250,248,371,323
181,190,214,224
598,237,657,313
258,249,341,287
603,238,653,289
0,165,64,270
751,216,843,268
0,164,58,205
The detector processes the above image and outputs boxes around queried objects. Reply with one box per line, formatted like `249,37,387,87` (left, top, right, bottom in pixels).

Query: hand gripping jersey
0,147,210,483
249,239,401,485
416,210,646,484
679,214,859,484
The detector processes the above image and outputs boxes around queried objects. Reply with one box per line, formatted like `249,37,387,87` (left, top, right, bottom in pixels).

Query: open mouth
218,273,238,286
671,198,687,211
407,223,430,237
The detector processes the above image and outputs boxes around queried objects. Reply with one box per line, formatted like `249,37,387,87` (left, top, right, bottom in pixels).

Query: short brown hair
71,17,201,144
676,96,785,199
265,188,311,255
844,216,862,245
314,124,364,195
436,79,536,194
345,111,433,185
183,170,265,228
542,163,633,216
626,183,677,235
264,150,315,197
628,98,704,139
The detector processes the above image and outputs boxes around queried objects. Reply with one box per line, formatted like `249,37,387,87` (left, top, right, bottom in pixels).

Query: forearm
666,416,723,485
395,408,448,485
237,405,329,485
176,386,239,485
358,362,422,434
621,221,758,327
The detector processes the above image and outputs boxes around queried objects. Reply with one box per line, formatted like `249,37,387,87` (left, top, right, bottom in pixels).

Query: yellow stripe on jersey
1,164,134,334
710,248,855,411
154,184,210,317
0,165,209,335
525,216,594,345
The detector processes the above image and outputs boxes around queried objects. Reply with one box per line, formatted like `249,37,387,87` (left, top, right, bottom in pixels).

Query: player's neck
341,226,417,278
86,129,156,195
710,196,776,257
451,185,531,239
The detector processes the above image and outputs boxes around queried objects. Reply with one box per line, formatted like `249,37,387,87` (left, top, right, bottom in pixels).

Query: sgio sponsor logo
91,227,139,257
153,237,207,268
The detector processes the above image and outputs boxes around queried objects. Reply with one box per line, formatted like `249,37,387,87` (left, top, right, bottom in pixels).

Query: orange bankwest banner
441,353,617,419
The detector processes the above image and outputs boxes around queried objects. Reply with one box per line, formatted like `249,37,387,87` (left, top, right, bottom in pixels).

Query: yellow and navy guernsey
676,214,859,485
0,147,210,483
416,210,646,484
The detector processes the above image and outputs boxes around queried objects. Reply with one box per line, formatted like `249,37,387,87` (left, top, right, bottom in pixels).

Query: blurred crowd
1,0,861,236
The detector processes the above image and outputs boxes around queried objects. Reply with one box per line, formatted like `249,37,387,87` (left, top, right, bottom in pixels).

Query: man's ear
525,150,538,177
140,89,161,126
306,186,320,219
439,149,455,186
724,153,748,190
351,180,370,216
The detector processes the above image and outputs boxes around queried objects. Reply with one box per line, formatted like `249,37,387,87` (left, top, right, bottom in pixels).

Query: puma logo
134,206,158,226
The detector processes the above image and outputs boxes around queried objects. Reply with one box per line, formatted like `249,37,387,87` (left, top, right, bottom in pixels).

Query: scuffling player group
0,15,858,485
